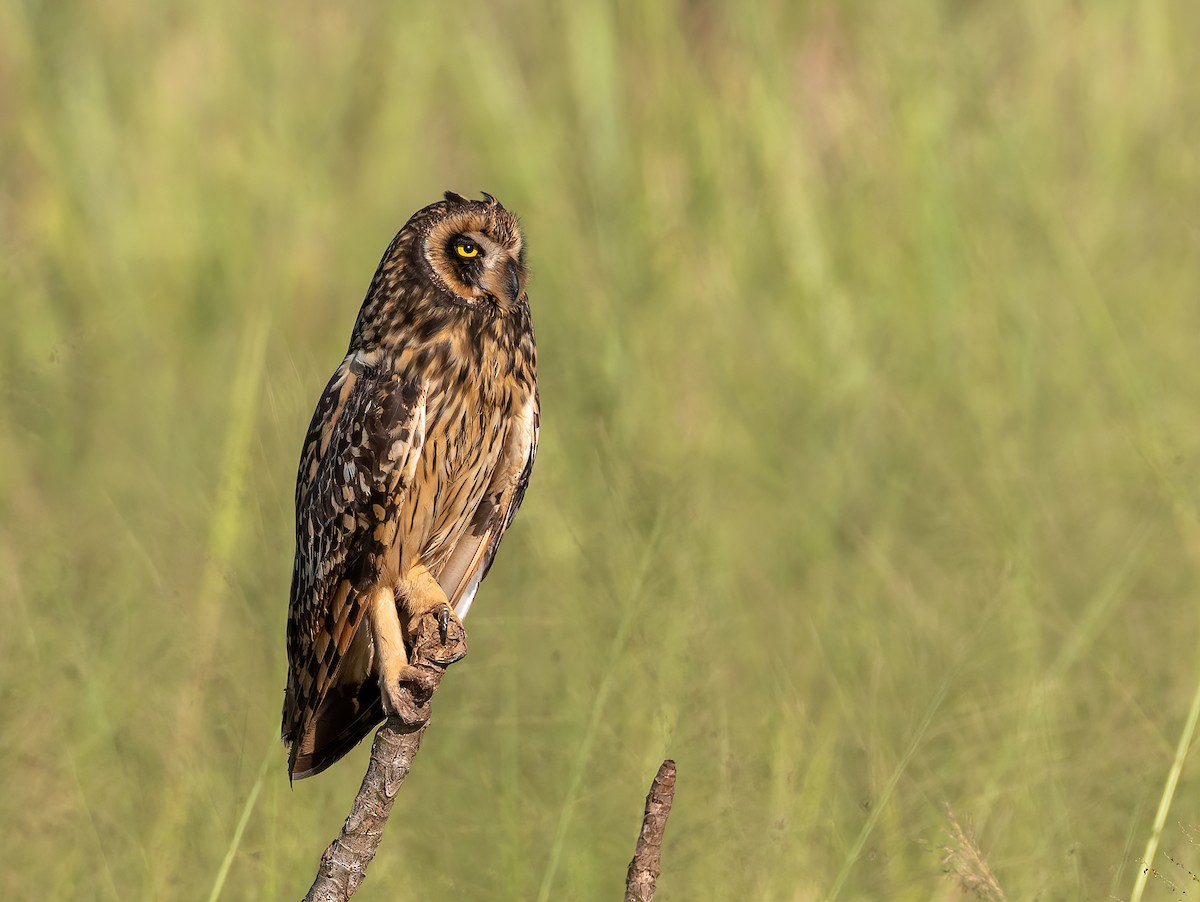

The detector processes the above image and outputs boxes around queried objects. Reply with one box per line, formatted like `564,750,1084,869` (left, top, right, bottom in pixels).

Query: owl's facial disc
423,203,525,311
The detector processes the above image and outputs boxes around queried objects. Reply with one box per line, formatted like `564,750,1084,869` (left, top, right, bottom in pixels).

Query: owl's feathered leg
398,562,468,666
367,585,439,725
367,566,467,726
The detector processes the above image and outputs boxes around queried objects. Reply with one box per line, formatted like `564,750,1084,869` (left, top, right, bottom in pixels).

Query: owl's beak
506,259,521,304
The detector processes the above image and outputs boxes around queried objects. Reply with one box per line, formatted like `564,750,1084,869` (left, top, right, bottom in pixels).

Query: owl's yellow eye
454,238,480,259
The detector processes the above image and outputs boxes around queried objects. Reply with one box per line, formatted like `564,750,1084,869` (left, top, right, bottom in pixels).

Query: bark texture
624,759,677,902
302,718,428,902
301,612,452,902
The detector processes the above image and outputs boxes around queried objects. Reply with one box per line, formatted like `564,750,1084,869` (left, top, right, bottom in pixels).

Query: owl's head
404,191,527,313
353,192,530,350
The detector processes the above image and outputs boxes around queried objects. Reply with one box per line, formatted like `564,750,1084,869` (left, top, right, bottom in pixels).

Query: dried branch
624,759,678,902
302,613,459,902
301,617,680,902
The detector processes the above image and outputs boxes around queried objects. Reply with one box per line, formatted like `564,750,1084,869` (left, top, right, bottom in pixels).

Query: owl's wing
283,353,425,778
437,392,539,619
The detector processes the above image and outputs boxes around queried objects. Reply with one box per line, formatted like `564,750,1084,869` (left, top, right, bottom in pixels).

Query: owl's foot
408,602,468,667
379,604,466,725
370,581,466,726
381,663,441,726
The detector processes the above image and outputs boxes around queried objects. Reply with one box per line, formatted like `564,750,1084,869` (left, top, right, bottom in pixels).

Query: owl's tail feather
289,680,384,780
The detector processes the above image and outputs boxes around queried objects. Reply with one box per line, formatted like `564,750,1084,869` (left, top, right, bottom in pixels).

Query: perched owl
282,192,538,780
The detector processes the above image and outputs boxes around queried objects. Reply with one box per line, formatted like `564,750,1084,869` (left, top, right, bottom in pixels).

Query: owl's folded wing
282,353,425,777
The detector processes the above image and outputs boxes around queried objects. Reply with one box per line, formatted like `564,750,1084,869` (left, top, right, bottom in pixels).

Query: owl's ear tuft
481,191,500,208
443,191,471,205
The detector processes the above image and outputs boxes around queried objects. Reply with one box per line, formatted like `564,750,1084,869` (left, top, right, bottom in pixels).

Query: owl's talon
410,602,467,666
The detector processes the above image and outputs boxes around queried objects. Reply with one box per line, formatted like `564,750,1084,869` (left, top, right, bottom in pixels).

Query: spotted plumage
283,192,538,779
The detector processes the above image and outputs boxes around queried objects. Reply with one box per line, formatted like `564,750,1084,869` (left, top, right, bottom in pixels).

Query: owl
282,192,538,780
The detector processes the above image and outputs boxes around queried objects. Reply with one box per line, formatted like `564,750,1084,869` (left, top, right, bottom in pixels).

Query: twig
302,717,429,902
302,619,679,902
624,759,677,902
301,613,458,902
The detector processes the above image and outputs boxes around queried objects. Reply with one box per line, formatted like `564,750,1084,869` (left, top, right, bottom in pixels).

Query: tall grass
3,1,1200,899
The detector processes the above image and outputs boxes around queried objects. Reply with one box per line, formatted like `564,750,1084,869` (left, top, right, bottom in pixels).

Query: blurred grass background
3,0,1200,899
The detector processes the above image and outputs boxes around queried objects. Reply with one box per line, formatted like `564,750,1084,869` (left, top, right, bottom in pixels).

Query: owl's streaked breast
392,369,521,580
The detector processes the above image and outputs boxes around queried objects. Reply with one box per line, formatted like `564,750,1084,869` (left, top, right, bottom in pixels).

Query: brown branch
302,614,460,902
624,759,677,902
301,617,679,902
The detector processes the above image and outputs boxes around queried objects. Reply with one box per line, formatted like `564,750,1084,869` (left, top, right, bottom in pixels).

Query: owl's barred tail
287,680,384,781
